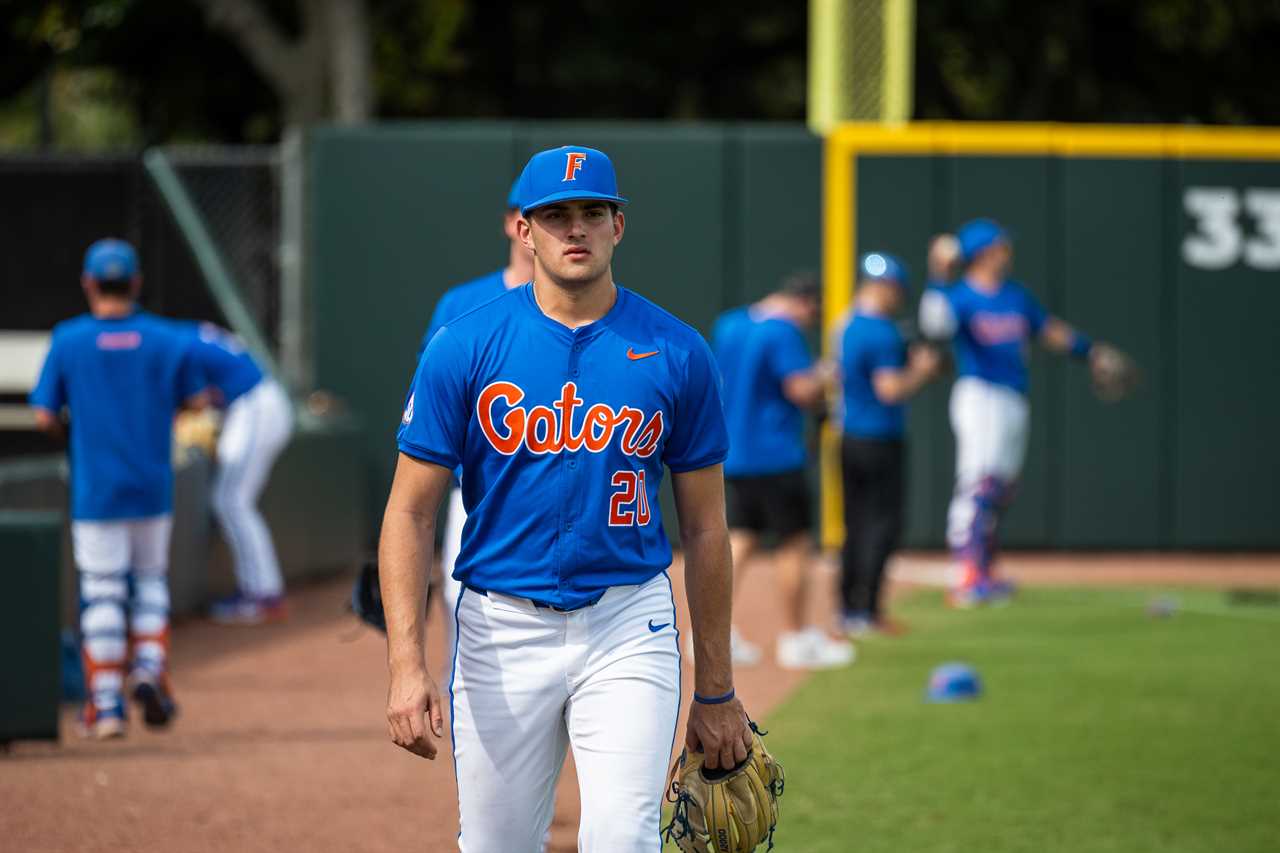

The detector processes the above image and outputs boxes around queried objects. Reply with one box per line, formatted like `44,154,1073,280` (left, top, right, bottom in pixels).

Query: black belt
464,584,604,613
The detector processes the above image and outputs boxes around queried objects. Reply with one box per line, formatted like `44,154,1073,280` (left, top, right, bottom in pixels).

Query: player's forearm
1041,318,1093,358
873,366,929,404
32,408,63,438
377,505,435,675
782,371,826,409
683,527,735,696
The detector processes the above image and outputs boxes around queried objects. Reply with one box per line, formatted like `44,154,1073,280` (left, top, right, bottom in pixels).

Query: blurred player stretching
920,219,1109,606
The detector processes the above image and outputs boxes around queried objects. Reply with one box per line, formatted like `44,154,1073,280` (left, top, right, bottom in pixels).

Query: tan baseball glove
1089,343,1141,402
174,409,221,457
662,723,785,853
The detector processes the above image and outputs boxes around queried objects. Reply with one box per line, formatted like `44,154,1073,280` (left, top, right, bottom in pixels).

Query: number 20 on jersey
609,470,651,527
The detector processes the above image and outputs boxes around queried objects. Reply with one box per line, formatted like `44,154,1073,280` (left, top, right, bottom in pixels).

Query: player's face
520,200,624,287
794,295,820,329
989,240,1013,275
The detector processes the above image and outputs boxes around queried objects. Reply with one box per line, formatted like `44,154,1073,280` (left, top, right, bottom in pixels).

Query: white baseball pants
439,485,465,673
72,514,173,709
451,572,681,853
212,378,293,598
946,377,1030,563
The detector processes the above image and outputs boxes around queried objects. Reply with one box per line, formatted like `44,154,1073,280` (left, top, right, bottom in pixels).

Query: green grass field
701,587,1280,853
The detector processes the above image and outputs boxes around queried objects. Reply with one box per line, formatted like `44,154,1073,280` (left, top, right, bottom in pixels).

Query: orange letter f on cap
563,151,587,182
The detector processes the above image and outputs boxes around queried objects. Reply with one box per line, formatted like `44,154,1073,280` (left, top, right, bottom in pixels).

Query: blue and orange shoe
79,698,127,740
209,593,289,626
947,563,986,609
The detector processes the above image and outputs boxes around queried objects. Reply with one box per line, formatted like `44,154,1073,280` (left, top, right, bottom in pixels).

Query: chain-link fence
0,147,288,459
162,146,282,351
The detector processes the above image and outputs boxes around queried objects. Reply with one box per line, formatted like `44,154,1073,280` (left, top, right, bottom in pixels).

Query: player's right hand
386,665,445,760
927,233,961,281
909,343,943,377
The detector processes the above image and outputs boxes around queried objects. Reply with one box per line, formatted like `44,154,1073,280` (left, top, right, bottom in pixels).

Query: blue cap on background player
506,176,521,210
859,252,909,291
83,238,139,281
956,218,1009,265
516,145,629,216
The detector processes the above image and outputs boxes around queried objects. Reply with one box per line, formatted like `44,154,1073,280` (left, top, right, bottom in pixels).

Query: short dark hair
779,271,819,300
94,276,133,297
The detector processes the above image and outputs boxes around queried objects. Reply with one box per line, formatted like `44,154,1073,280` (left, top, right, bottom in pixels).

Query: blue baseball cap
859,252,909,291
956,218,1009,264
83,238,139,281
925,662,983,703
506,176,521,210
515,145,628,216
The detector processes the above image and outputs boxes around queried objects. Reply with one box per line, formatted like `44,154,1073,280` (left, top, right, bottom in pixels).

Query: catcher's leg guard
72,520,131,734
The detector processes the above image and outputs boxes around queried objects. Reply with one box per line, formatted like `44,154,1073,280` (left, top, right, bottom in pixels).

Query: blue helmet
858,251,909,292
515,145,629,216
925,662,982,703
956,218,1009,264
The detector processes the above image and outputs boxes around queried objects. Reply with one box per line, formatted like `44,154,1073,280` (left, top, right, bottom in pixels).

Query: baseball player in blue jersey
712,272,855,670
379,145,752,852
418,178,534,670
183,323,294,624
30,239,206,738
919,219,1109,606
835,254,940,634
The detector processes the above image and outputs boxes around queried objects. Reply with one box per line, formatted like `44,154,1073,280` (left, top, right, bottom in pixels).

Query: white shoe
684,626,762,667
730,627,762,667
777,627,856,670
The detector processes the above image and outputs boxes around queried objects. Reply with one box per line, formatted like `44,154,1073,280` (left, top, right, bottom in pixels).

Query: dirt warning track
4,552,1277,852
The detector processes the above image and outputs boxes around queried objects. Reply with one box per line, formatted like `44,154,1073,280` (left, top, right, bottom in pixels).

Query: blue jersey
838,311,907,439
398,283,728,609
183,322,264,405
417,269,512,359
712,307,812,477
921,279,1047,394
29,310,206,521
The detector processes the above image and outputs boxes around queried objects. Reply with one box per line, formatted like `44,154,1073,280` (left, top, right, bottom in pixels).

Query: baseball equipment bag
1089,343,1141,402
662,722,785,853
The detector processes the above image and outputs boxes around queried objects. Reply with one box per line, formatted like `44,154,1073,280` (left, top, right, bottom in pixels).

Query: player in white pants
414,178,533,668
380,146,753,852
920,219,1109,606
31,239,205,737
186,323,295,624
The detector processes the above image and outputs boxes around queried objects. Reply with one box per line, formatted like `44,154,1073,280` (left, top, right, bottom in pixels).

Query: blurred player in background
713,272,855,670
835,253,940,635
185,323,294,624
919,219,1110,606
417,178,533,666
29,239,206,738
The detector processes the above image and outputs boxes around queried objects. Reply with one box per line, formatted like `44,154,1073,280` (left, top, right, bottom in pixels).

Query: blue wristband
694,688,736,705
1070,332,1093,360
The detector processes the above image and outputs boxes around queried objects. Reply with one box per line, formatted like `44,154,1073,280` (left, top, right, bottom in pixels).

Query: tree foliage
3,0,1279,148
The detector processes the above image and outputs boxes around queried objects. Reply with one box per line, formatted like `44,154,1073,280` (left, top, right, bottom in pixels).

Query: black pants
840,436,905,618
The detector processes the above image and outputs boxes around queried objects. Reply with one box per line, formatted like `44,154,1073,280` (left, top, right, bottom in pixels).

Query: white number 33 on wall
1183,187,1280,270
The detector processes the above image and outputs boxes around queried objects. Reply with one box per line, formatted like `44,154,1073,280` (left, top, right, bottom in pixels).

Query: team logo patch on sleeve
402,393,415,425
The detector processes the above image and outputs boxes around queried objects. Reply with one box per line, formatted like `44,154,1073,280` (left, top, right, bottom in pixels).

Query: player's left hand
685,696,752,771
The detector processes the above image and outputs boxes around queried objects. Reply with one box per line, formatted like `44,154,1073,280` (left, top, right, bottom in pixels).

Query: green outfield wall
309,121,1280,550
